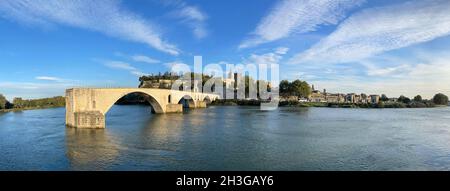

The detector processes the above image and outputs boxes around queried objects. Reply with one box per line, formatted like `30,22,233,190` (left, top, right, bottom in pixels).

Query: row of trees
138,72,180,81
0,94,65,110
379,93,449,105
279,80,311,98
139,72,213,89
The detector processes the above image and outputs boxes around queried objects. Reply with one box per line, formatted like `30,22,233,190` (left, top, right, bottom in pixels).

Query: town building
370,95,380,104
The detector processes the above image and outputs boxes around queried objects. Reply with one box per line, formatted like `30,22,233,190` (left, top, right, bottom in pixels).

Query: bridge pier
195,100,207,108
69,111,105,128
166,104,183,113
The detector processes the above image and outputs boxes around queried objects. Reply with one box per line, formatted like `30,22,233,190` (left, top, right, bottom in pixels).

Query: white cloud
365,64,411,77
171,5,208,39
243,47,289,65
164,61,185,69
275,47,289,55
239,0,364,49
35,76,78,83
104,61,137,71
130,71,150,77
35,76,63,82
0,0,180,55
103,60,150,77
131,55,160,64
289,0,450,64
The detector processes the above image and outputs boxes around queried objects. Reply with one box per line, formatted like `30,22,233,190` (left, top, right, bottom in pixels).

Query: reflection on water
65,128,119,170
3,105,450,170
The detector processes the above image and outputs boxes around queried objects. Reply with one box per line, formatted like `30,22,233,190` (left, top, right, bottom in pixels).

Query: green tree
289,80,311,98
361,93,368,100
398,95,411,104
279,80,289,95
380,94,389,101
377,101,385,108
13,97,24,108
433,93,449,105
0,94,7,109
413,95,422,102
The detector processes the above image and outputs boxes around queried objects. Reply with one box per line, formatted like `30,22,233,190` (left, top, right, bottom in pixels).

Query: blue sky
1,0,450,100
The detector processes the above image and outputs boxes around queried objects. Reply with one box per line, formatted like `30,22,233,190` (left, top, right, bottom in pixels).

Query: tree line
380,93,449,106
0,94,65,110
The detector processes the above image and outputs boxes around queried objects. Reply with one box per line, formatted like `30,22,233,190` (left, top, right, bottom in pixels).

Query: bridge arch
203,96,212,104
177,94,196,108
102,91,165,115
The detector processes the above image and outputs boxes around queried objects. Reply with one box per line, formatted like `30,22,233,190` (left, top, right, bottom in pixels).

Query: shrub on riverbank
433,93,449,105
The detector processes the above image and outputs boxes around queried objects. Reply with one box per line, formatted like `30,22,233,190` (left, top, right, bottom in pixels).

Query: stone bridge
65,88,219,128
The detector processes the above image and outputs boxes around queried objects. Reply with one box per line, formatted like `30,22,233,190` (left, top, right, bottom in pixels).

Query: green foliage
1,94,65,110
12,96,65,109
413,95,422,102
279,80,289,93
138,71,180,82
383,102,406,108
376,101,385,108
12,97,24,108
398,95,411,104
361,93,368,100
380,94,389,101
409,101,426,108
433,93,449,105
280,79,311,98
0,94,8,109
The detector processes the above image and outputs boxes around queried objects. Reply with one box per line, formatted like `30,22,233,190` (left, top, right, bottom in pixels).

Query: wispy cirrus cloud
104,61,137,71
169,5,208,39
243,48,288,66
131,55,160,64
0,0,180,55
289,0,450,64
35,76,78,83
239,0,364,49
103,60,149,76
164,61,185,69
35,76,63,82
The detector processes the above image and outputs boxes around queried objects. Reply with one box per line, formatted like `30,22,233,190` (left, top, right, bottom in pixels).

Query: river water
1,105,450,170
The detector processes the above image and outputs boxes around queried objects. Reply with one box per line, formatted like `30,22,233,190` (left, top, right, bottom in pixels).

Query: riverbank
210,99,446,108
0,105,64,113
1,99,445,113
